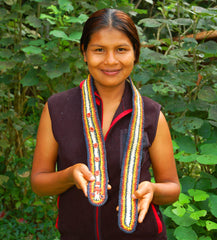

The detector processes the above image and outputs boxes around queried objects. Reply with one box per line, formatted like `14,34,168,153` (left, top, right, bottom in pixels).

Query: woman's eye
95,48,104,52
117,48,127,52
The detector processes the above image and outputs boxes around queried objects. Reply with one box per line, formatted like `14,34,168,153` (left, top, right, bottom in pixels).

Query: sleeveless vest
48,81,167,240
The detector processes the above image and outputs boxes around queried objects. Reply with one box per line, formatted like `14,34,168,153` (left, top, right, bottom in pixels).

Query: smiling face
83,27,135,91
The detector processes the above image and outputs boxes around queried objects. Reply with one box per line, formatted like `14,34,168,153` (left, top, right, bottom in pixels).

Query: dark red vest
48,81,167,240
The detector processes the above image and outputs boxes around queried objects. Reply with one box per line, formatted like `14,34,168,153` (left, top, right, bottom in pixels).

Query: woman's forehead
88,27,132,46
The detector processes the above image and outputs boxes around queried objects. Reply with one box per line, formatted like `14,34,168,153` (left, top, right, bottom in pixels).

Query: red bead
90,127,94,132
95,157,100,162
95,170,100,176
87,112,91,117
94,143,98,148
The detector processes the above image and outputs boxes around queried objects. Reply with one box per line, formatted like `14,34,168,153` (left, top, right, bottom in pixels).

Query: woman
31,8,180,240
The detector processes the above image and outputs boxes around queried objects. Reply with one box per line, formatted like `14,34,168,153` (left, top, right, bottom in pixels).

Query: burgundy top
48,81,167,240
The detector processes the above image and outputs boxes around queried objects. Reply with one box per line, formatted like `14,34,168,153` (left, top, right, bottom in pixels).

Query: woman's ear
81,44,87,62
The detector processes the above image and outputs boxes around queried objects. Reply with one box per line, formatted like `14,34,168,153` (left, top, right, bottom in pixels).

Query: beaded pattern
81,75,144,232
81,75,108,206
118,83,144,233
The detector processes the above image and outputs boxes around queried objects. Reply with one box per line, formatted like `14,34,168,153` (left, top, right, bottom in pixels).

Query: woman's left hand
132,181,154,223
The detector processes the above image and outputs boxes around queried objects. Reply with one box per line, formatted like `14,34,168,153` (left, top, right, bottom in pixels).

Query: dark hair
80,8,140,64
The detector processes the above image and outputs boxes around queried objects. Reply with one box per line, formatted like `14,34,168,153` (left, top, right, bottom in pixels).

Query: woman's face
83,27,135,90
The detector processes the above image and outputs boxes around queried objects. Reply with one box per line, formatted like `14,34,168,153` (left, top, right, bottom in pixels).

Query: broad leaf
173,18,193,26
21,68,39,86
206,220,217,231
50,30,68,40
174,226,197,240
188,189,209,201
199,236,212,240
190,210,207,220
58,0,74,12
138,18,162,28
196,154,217,165
22,46,42,55
198,86,217,102
172,117,203,133
208,195,217,218
197,41,217,55
164,206,197,227
200,143,217,156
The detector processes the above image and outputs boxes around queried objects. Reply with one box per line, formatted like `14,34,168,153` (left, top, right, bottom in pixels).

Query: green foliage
0,0,217,239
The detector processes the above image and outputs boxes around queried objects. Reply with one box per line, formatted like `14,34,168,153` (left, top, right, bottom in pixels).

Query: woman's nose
104,51,118,65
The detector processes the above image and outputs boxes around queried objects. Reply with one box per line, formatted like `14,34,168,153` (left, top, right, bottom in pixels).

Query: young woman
31,8,180,240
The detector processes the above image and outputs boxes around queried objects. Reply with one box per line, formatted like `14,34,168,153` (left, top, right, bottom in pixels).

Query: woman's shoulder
142,96,161,114
48,86,81,104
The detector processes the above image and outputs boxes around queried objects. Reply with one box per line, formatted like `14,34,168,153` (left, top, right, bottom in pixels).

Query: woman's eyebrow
89,43,131,47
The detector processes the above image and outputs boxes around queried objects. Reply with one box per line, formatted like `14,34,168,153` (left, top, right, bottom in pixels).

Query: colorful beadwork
81,75,144,233
118,82,144,233
81,75,108,206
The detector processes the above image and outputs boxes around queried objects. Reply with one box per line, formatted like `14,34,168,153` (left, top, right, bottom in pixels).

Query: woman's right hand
69,163,95,197
69,163,112,197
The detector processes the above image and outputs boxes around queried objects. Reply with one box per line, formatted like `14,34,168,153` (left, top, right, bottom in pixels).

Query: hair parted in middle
80,8,141,64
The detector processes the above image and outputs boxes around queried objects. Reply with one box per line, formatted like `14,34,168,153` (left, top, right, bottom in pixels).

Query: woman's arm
31,103,95,196
133,111,180,223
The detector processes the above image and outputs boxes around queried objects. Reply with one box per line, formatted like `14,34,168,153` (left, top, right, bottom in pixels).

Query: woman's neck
94,81,126,104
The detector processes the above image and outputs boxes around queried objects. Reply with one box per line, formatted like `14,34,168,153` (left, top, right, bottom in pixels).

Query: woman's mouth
101,69,120,76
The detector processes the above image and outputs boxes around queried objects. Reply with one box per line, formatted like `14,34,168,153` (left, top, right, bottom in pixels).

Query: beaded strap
81,75,108,206
118,82,144,233
81,75,144,232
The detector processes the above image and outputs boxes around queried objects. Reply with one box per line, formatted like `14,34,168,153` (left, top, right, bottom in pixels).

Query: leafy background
0,0,217,239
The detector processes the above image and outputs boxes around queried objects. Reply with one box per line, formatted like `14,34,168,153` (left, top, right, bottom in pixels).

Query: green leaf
0,60,16,72
208,105,217,122
0,175,9,186
200,172,217,189
196,154,217,165
178,193,191,205
172,117,203,133
180,176,196,194
178,154,197,163
15,201,21,209
22,46,42,55
182,38,198,50
29,39,45,46
50,30,68,40
40,14,56,24
4,0,17,6
164,206,197,227
174,226,197,240
173,18,193,26
172,206,186,217
197,41,217,55
26,15,41,28
65,14,88,24
209,195,217,218
175,136,197,154
68,32,82,42
21,68,39,87
206,220,217,231
58,0,74,12
0,49,13,59
190,210,207,220
188,189,209,201
138,18,162,28
198,86,217,102
33,200,44,206
200,143,217,156
199,236,212,240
